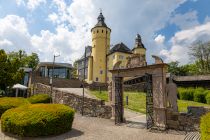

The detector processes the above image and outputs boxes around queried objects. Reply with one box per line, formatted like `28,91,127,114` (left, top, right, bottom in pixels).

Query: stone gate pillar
111,76,124,124
152,67,167,129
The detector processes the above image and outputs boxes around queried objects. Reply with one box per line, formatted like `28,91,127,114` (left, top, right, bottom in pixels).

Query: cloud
4,0,192,64
170,10,199,30
154,34,165,44
0,39,13,47
160,22,210,64
15,0,46,11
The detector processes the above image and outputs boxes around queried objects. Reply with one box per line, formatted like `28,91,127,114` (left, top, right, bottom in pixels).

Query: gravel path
1,113,186,140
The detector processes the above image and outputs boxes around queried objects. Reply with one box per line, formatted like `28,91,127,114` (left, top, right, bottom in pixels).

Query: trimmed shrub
27,94,51,104
205,91,210,104
200,112,210,140
0,97,30,117
178,87,194,101
194,87,206,103
1,104,75,137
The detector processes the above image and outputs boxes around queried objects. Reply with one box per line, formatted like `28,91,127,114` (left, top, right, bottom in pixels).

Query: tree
189,41,210,74
168,61,200,76
27,53,39,70
0,50,24,90
7,50,39,70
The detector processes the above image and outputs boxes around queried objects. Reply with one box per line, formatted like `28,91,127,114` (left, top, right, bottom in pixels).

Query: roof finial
100,8,102,14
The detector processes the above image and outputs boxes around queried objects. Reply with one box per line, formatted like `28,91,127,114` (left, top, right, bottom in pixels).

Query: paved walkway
0,113,186,140
56,88,96,99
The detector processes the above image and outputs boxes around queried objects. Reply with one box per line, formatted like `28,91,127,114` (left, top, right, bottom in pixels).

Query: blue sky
0,0,210,64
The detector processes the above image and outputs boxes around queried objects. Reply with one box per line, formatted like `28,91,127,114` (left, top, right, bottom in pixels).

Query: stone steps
184,132,201,140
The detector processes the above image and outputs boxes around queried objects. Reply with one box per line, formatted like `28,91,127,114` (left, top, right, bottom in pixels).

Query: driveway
1,113,186,140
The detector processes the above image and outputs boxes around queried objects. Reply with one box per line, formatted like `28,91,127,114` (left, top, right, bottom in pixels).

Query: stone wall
34,83,112,119
166,106,210,131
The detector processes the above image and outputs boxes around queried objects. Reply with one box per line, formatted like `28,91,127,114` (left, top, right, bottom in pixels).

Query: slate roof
91,12,111,31
108,42,132,55
76,46,92,62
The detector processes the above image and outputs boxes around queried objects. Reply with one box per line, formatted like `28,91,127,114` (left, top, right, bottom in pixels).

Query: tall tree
0,50,24,90
189,41,210,74
7,50,39,70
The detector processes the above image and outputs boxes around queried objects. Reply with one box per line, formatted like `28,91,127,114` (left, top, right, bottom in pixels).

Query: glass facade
39,66,71,79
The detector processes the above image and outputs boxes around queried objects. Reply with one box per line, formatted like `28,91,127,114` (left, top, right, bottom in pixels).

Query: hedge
27,94,51,104
178,87,194,101
205,92,210,105
193,88,206,103
200,112,210,140
1,104,75,137
0,97,30,117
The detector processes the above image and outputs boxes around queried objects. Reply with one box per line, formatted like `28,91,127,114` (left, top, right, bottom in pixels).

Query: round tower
91,11,111,83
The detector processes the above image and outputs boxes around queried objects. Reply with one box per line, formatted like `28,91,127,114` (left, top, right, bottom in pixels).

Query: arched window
102,30,103,33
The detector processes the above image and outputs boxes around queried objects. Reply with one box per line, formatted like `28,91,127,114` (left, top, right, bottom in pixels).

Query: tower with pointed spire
132,34,146,56
87,11,111,83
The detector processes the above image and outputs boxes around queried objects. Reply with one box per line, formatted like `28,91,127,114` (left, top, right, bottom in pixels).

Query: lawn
90,90,210,113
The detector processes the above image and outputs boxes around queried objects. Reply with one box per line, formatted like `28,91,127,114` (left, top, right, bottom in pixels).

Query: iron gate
144,73,154,129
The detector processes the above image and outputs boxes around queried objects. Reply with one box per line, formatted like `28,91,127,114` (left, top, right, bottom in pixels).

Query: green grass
178,100,210,112
90,90,210,113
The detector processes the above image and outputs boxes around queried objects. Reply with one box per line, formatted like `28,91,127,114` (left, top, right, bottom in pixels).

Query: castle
76,12,147,84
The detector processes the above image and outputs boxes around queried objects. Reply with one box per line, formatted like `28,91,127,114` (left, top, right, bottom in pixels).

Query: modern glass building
37,62,73,79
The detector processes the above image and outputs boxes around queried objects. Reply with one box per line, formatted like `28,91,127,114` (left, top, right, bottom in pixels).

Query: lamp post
82,46,87,116
50,54,60,103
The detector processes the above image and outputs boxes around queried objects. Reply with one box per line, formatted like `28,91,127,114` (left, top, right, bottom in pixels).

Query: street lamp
82,46,88,116
50,54,60,103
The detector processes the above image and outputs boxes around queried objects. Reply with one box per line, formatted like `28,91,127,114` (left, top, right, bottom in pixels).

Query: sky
0,0,210,65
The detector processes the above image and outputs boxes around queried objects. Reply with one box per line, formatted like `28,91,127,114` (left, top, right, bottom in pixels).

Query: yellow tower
89,11,111,83
132,34,146,56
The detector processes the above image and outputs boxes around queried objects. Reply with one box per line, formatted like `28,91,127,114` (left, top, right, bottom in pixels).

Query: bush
194,87,206,103
200,112,210,140
205,91,210,104
0,97,30,117
178,87,194,101
27,94,51,104
1,104,75,137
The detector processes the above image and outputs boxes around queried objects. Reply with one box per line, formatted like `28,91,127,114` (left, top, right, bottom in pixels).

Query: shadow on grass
1,128,84,140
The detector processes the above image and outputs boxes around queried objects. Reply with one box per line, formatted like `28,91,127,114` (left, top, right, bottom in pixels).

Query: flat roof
37,62,73,69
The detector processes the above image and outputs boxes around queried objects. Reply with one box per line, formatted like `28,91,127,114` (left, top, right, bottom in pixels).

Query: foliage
0,50,24,90
27,94,51,104
193,87,206,103
90,90,210,113
189,41,210,74
205,91,210,105
0,97,30,117
1,104,75,137
8,50,39,70
200,112,210,140
178,87,194,101
168,61,200,76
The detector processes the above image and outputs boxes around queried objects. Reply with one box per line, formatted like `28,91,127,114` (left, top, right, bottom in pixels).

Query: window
106,31,108,34
102,30,103,33
96,77,98,81
119,55,124,59
100,70,103,74
97,30,99,33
